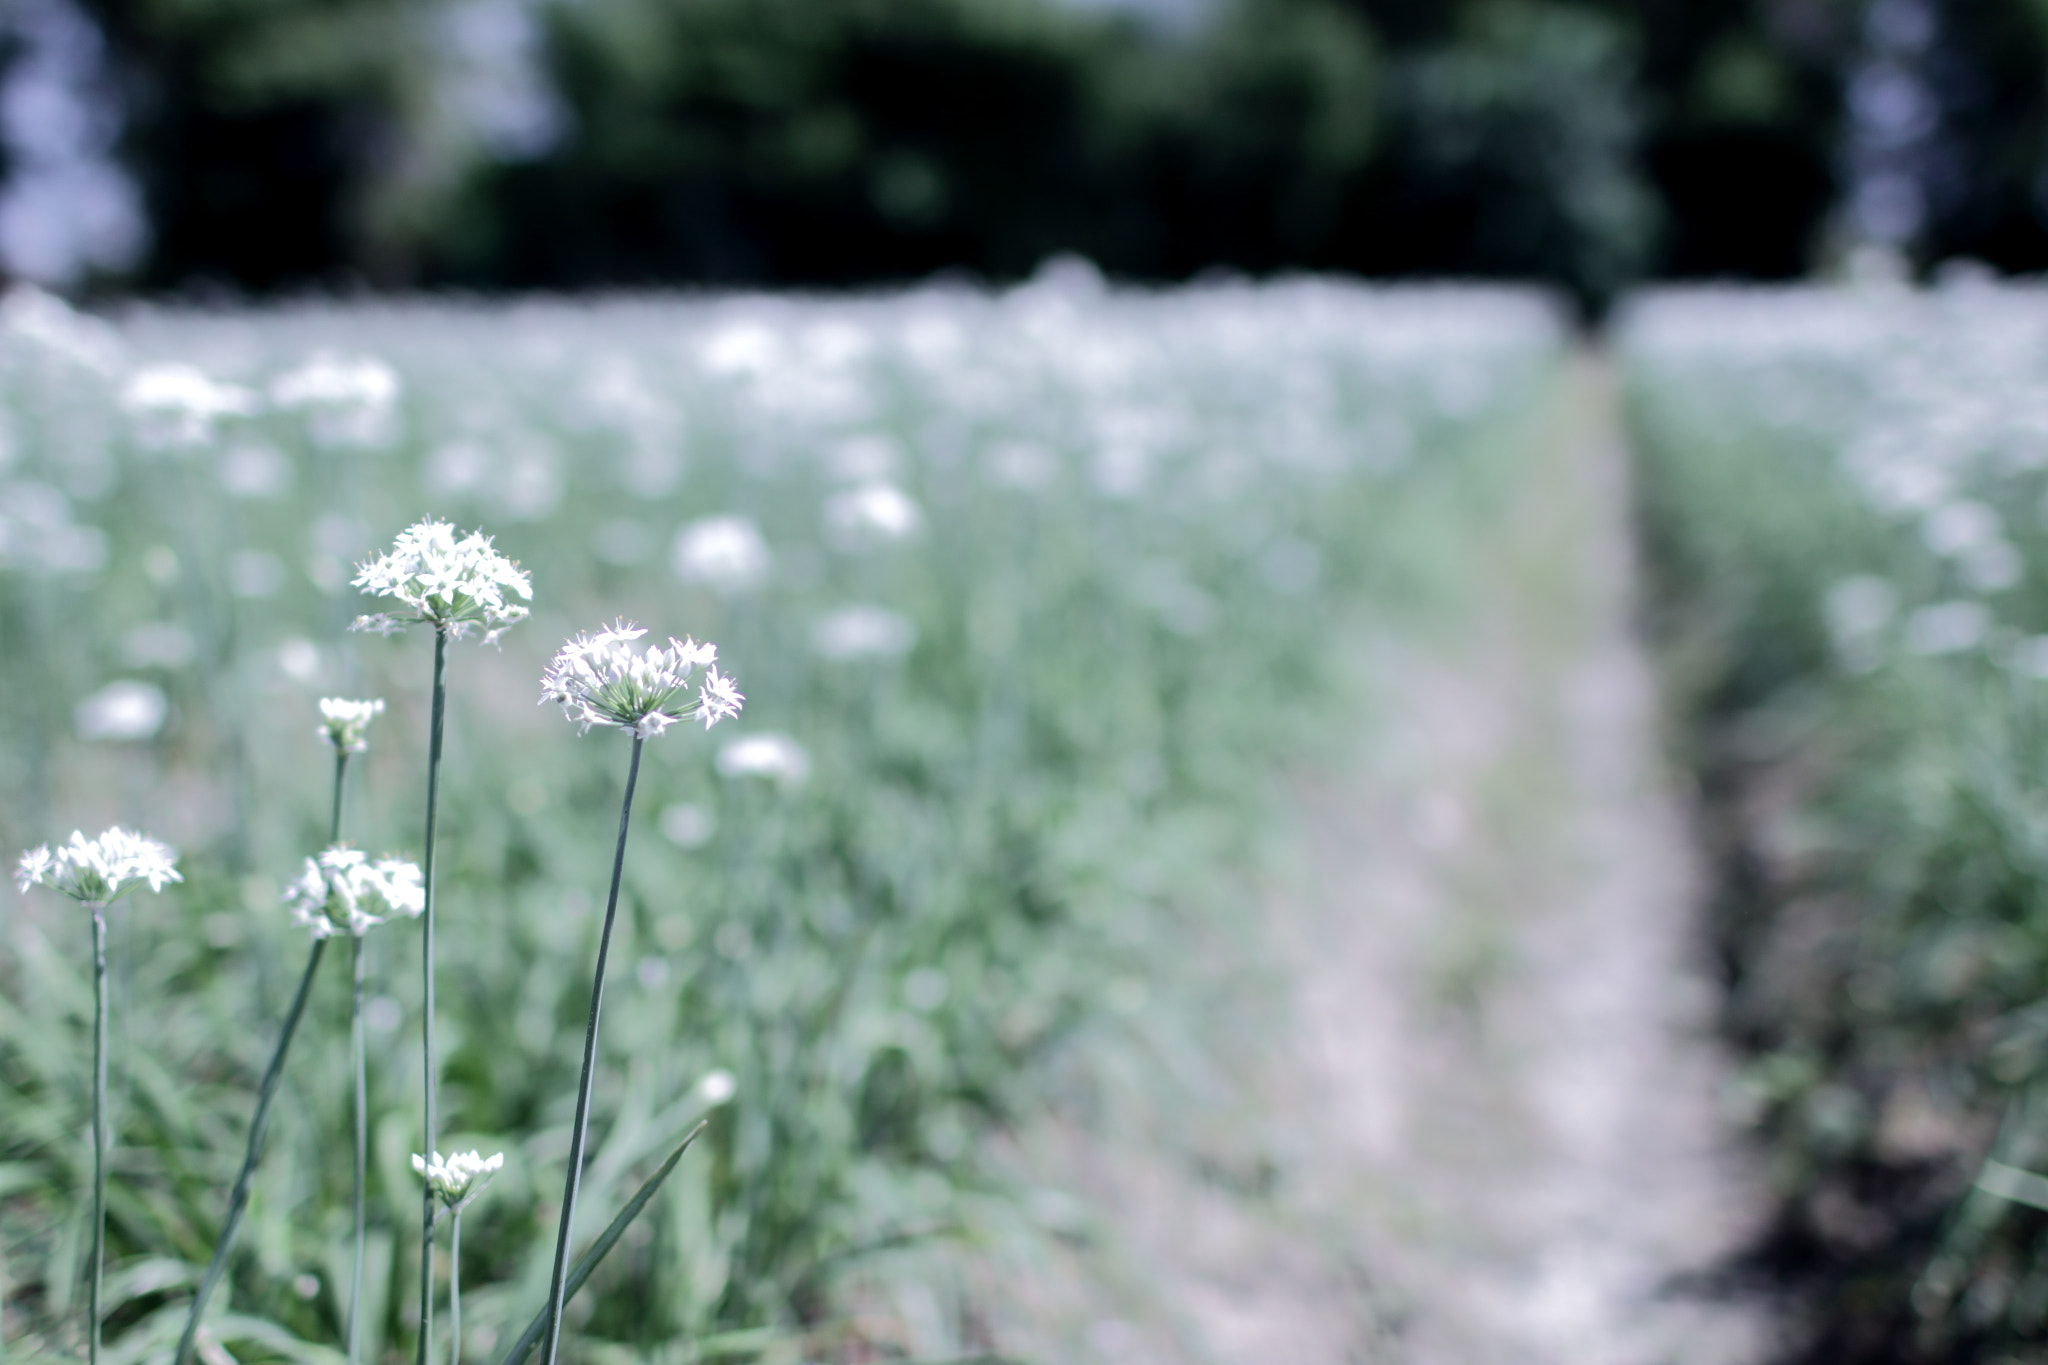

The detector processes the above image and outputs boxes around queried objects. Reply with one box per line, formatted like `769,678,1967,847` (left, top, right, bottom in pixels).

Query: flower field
1622,280,2048,1362
0,274,1563,1363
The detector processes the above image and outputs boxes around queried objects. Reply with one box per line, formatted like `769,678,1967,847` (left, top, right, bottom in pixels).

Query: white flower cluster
121,363,258,451
539,619,743,740
351,519,532,644
271,353,401,449
413,1149,504,1207
282,847,424,939
716,734,809,787
317,697,385,753
672,515,771,591
16,827,181,904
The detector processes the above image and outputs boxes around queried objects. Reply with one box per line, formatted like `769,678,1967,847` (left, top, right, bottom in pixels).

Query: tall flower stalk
173,727,420,1365
15,828,181,1365
534,621,741,1365
317,698,386,1365
351,518,529,1365
413,1150,501,1365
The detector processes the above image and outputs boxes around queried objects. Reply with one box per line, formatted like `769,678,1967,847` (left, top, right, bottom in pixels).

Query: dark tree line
28,0,2048,306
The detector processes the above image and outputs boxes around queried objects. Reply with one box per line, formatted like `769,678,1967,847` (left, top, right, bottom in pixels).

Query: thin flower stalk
352,520,527,1365
350,934,368,1365
176,714,417,1365
16,829,180,1365
416,628,447,1365
318,697,385,1365
535,621,739,1365
414,1151,501,1365
539,737,642,1365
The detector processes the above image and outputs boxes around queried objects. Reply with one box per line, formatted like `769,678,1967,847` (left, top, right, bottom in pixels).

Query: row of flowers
17,516,740,1365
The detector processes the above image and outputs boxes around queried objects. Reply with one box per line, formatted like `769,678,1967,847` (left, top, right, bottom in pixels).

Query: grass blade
496,1121,707,1365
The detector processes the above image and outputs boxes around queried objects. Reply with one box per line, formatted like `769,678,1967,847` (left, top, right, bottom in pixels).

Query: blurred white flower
1959,539,2023,593
121,363,257,451
811,605,915,660
700,321,781,378
120,622,194,669
412,1149,503,1208
425,440,490,497
904,966,949,1012
659,803,715,848
1922,501,2000,556
217,443,291,499
317,698,385,753
351,518,531,644
696,1069,737,1105
0,480,104,576
282,846,424,939
271,352,400,449
823,483,922,550
824,433,901,484
2,286,122,372
540,618,741,739
75,679,167,741
672,515,771,590
17,826,180,903
1825,575,1898,642
2009,635,2048,679
983,441,1056,491
1904,600,1990,656
277,639,322,683
716,733,810,787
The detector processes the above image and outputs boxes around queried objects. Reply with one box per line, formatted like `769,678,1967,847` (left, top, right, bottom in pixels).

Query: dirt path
990,355,1778,1364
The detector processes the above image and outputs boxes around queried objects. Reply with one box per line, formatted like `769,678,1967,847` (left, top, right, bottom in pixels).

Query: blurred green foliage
1622,285,2048,1363
0,280,1562,1361
60,0,1862,309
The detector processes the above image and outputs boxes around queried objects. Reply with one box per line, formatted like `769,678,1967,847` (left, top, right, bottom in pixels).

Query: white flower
270,352,401,449
822,483,922,550
75,680,168,741
121,364,258,450
16,827,181,904
351,518,532,644
696,1069,737,1105
271,354,398,413
811,605,916,660
1904,600,1991,656
539,619,742,740
1921,501,2000,557
317,698,385,753
716,733,810,787
282,846,424,939
412,1149,504,1208
672,515,771,591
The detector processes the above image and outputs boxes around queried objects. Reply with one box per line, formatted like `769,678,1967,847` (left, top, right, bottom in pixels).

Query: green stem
538,736,643,1365
173,937,330,1365
348,935,367,1365
448,1211,461,1365
416,628,449,1365
331,751,351,847
89,905,106,1365
496,1123,706,1365
327,746,365,1365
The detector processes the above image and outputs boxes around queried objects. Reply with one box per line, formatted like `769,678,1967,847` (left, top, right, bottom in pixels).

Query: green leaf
495,1121,708,1365
1977,1158,2048,1213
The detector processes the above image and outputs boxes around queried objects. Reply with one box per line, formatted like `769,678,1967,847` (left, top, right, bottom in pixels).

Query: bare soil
984,356,1780,1365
